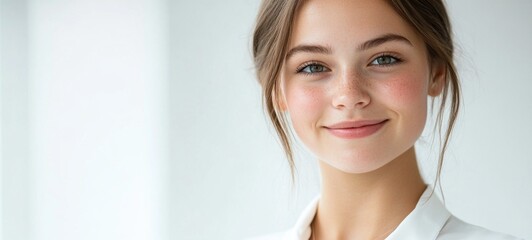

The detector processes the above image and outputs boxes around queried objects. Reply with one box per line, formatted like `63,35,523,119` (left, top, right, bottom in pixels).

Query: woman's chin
319,156,393,175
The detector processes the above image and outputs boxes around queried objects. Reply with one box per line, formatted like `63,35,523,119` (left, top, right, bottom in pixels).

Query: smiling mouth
324,119,389,139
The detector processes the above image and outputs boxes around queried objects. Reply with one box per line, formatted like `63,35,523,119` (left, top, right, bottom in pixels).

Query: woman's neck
313,147,426,240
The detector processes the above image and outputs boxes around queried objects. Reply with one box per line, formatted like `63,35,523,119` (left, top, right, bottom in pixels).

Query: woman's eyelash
370,54,403,66
295,54,401,74
296,62,330,75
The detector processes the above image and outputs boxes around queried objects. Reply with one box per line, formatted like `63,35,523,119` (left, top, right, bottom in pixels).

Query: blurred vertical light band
0,0,31,240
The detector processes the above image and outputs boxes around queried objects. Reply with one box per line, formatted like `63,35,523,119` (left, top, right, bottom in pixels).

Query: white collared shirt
251,187,522,240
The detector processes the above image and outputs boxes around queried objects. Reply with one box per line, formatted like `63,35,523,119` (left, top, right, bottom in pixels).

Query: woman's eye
297,64,329,74
370,55,400,66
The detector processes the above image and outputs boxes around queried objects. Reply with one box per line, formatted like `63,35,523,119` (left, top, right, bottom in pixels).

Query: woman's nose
331,73,371,110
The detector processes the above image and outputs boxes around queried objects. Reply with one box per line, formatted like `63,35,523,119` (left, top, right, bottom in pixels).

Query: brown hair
252,0,460,187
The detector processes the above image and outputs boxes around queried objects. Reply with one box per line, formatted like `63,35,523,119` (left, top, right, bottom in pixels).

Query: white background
1,0,531,239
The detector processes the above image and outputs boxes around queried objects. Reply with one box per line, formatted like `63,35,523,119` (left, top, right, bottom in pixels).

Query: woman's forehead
289,0,424,49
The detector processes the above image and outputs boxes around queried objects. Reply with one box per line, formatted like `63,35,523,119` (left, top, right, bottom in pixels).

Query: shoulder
437,216,523,240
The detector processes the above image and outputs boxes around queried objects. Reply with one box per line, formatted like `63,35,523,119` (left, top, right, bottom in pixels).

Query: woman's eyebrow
286,45,332,60
286,33,413,60
358,33,413,51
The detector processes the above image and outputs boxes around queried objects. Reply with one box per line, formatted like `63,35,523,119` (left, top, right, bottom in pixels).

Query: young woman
251,0,521,239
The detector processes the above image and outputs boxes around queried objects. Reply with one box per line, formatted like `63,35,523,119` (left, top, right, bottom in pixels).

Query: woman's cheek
381,73,428,109
382,72,430,140
286,85,325,126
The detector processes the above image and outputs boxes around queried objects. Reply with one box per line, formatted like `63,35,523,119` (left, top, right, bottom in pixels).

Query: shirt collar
288,186,451,240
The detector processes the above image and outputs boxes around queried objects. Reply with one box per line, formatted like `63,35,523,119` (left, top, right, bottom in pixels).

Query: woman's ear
429,61,446,97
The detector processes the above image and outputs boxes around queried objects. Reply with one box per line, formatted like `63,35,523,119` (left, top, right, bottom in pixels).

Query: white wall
0,2,3,239
1,0,168,239
1,1,30,240
439,1,532,238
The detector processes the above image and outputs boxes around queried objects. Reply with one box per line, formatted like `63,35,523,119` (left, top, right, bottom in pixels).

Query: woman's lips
324,119,388,139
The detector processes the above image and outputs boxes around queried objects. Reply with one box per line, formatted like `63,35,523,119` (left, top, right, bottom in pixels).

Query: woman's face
281,0,444,173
